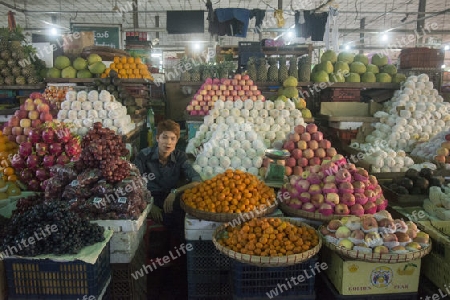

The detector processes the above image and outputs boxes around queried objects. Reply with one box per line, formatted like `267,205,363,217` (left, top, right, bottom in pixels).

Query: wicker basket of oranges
181,169,278,222
102,56,153,80
213,217,322,267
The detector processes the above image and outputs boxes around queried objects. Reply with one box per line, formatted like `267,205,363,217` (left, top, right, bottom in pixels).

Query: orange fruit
127,57,135,64
120,56,127,64
113,57,120,63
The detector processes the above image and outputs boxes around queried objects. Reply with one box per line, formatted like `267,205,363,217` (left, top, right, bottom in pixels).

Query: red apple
309,157,321,166
319,139,331,149
286,157,296,168
32,119,42,127
12,126,23,136
315,148,326,158
306,123,318,134
308,140,319,150
20,119,31,128
40,112,52,122
298,157,309,167
326,147,338,157
297,140,308,150
285,166,293,176
284,141,295,152
294,125,306,134
37,103,50,113
303,149,314,159
311,131,323,141
293,166,303,175
292,149,302,159
242,74,250,80
335,204,350,215
8,116,20,127
243,85,250,91
301,132,311,142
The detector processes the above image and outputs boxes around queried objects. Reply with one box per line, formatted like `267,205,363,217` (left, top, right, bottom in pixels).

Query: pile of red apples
281,123,338,177
320,212,430,254
281,157,388,217
186,74,265,116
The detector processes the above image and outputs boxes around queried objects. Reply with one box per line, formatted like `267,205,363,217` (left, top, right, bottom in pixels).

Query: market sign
71,24,122,49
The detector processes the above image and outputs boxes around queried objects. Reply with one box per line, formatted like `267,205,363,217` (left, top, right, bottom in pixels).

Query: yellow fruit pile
217,218,320,257
102,56,154,80
182,169,276,214
0,130,18,182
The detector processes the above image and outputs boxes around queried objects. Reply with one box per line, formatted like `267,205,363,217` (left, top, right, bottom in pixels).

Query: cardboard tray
91,201,151,232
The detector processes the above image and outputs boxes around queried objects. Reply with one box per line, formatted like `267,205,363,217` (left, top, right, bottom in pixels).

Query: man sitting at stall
134,119,202,249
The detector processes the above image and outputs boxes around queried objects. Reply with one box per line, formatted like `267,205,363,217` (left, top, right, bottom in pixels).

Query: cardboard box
62,31,94,56
322,247,421,296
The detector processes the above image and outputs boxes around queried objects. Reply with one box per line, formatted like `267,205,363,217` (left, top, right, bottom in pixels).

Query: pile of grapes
77,122,130,183
1,202,105,256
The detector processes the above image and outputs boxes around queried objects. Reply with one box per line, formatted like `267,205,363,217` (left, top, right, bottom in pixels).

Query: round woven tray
212,217,322,267
319,225,432,263
180,199,278,222
279,202,348,221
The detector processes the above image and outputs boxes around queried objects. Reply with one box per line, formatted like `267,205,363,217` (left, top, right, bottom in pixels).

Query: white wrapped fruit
216,116,225,124
275,131,285,141
220,156,231,168
241,140,252,150
88,90,99,102
230,140,241,150
269,109,280,118
230,108,240,117
99,90,111,102
254,116,264,124
219,139,230,148
214,100,225,109
235,131,246,141
92,101,103,111
284,101,295,110
77,127,89,136
81,101,92,111
83,119,94,128
226,147,236,157
103,119,114,128
246,148,257,159
250,109,259,118
224,100,234,110
252,157,263,168
66,91,77,101
254,100,264,110
77,91,87,102
214,147,225,157
265,101,275,110
259,109,268,118
197,155,209,167
230,156,242,169
70,101,82,111
265,131,276,140
240,123,252,132
68,110,78,120
241,157,253,169
60,101,71,110
57,110,68,119
88,110,99,119
234,99,243,109
271,124,281,132
275,116,286,125
213,166,226,175
244,99,254,110
274,100,285,110
240,109,250,118
248,167,259,176
209,156,219,168
72,119,82,128
77,110,87,119
225,116,235,125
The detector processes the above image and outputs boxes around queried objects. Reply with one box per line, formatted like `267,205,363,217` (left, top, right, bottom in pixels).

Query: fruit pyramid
186,74,266,116
102,56,153,80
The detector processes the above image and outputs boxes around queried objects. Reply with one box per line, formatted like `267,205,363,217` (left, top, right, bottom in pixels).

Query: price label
71,180,79,187
95,31,109,38
118,197,127,204
93,197,103,204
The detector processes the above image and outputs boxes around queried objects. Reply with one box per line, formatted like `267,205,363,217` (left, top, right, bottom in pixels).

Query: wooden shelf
178,81,313,87
217,44,313,57
45,78,154,84
324,82,400,90
0,84,46,90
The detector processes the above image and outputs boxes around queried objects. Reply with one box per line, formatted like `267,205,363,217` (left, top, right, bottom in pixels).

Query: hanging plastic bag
274,10,285,28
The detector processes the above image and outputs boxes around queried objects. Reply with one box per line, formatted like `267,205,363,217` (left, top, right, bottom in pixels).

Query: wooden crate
399,48,444,69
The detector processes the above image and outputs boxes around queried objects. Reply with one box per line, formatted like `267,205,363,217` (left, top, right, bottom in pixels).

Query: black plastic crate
187,240,232,299
232,257,317,298
187,240,231,271
238,41,262,53
316,273,418,300
4,241,110,300
110,240,147,300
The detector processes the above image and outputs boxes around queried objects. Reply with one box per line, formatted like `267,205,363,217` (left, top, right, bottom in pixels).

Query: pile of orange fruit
0,130,18,182
182,169,276,214
101,56,154,80
217,218,320,257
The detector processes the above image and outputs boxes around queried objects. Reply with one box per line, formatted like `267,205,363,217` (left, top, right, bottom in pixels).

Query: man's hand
150,205,163,223
163,193,176,213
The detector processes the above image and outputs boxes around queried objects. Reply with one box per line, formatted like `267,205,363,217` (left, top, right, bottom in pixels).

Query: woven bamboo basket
319,225,432,263
180,199,278,222
212,217,322,267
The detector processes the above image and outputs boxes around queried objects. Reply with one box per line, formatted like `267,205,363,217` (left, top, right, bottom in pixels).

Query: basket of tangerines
181,169,278,222
213,217,322,267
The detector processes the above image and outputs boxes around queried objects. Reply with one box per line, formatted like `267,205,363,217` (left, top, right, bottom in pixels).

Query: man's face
156,131,178,155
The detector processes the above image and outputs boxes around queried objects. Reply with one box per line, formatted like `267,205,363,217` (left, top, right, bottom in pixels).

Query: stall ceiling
0,0,449,50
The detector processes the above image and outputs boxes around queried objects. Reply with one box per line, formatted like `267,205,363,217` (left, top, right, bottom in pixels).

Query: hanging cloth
295,10,308,38
250,9,266,33
215,8,251,37
304,10,328,41
324,7,339,50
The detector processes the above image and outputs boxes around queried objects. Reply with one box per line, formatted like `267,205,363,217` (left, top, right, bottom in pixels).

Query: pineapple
21,65,32,77
15,76,26,85
12,66,21,77
201,65,213,81
4,76,14,86
0,40,8,52
246,57,257,81
298,55,311,82
10,41,22,52
180,70,191,81
0,68,11,77
0,59,5,69
27,76,39,84
288,56,298,79
7,59,16,68
267,57,278,82
278,56,288,83
0,77,4,85
257,57,267,82
0,50,11,60
189,66,200,82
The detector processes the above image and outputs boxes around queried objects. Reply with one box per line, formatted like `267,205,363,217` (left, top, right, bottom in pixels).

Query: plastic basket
317,273,418,300
187,240,232,299
232,257,317,298
110,240,147,300
4,241,111,299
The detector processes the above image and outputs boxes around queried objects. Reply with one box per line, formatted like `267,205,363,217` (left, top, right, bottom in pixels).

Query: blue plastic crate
232,257,317,298
187,240,231,271
317,273,418,300
4,241,111,300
